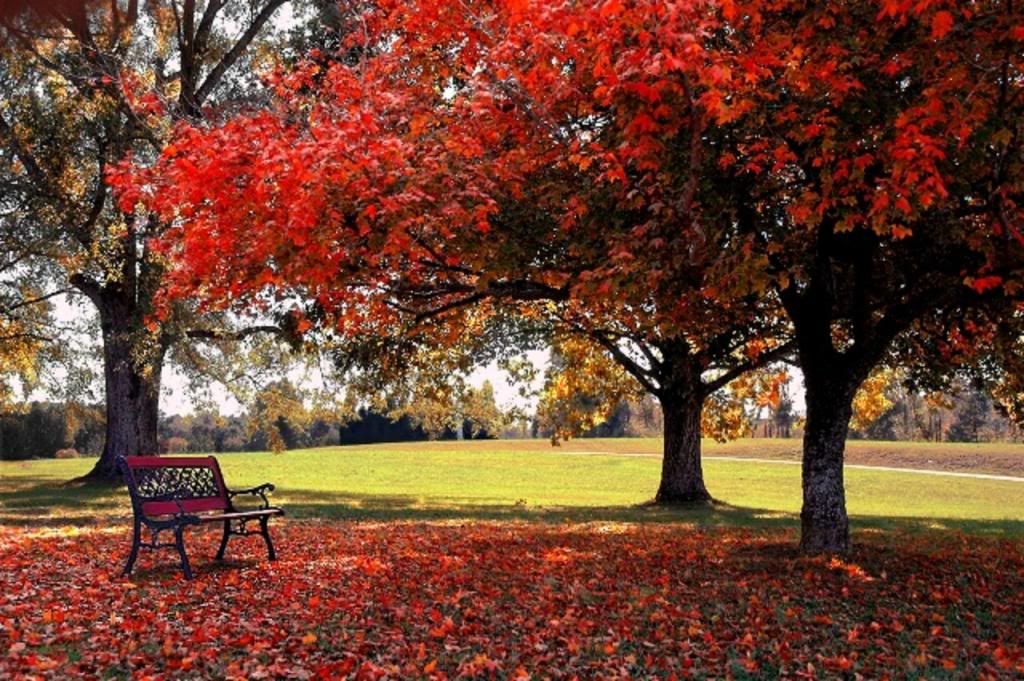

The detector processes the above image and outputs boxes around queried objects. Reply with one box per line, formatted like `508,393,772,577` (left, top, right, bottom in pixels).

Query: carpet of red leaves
2,521,1023,679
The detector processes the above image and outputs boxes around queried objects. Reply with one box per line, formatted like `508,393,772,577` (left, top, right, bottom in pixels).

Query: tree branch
68,273,103,306
193,0,225,59
0,112,57,203
702,340,796,395
560,322,661,396
0,287,73,315
193,0,288,107
186,325,285,342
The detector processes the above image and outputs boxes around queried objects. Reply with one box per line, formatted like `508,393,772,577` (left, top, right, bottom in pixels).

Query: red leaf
931,11,954,39
969,275,1002,293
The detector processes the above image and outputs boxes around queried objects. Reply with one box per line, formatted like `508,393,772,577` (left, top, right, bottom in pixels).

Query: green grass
2,438,1023,534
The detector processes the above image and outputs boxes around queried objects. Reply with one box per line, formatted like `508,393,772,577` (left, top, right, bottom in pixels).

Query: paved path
563,450,1024,483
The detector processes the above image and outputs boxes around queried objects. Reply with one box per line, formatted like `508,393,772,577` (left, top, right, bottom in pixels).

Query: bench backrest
119,456,229,516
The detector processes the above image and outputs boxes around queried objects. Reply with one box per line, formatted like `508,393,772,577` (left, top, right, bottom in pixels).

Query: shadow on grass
274,488,794,527
0,476,124,527
2,480,1023,538
275,489,1024,536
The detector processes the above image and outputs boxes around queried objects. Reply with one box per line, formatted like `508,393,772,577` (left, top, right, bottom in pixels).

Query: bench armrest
228,483,275,509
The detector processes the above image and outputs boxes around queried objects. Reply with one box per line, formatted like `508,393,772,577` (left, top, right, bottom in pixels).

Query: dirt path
707,456,1024,482
563,449,1024,481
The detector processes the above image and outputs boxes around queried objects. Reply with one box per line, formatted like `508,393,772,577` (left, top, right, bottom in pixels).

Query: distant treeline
0,384,1018,461
849,386,1021,443
0,403,498,461
0,402,106,460
544,386,1021,444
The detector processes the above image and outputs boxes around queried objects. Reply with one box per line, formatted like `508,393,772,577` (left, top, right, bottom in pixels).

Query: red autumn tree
121,0,794,505
715,0,1024,550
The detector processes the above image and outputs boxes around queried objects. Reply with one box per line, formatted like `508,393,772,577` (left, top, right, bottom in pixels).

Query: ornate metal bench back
118,456,230,516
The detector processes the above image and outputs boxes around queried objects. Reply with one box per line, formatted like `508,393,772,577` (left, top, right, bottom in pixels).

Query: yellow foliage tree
702,369,791,442
247,380,312,454
535,336,643,443
396,380,508,440
0,283,56,411
0,317,42,408
850,369,898,433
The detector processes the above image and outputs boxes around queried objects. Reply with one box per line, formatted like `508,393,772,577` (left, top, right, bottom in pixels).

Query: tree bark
655,392,712,504
136,354,162,454
79,299,164,482
799,374,856,553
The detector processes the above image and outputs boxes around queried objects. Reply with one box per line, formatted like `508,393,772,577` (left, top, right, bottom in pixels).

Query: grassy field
477,437,1024,475
2,438,1022,534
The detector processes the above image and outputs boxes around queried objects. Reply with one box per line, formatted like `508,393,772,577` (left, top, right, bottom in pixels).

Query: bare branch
186,325,285,342
585,328,661,396
703,340,796,395
194,0,288,107
0,287,73,315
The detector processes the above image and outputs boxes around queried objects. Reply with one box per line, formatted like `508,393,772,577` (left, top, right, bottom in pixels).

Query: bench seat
196,508,284,522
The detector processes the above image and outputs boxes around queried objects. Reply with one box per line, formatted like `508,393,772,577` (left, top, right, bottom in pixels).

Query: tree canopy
109,0,1024,551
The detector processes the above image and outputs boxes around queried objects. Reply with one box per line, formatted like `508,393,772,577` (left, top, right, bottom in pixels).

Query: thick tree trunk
799,376,856,553
80,306,164,482
655,392,712,504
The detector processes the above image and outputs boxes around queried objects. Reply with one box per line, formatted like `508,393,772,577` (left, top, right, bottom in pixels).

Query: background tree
397,379,506,440
948,389,995,443
0,402,66,459
750,377,795,439
0,292,51,408
247,379,311,452
534,336,645,444
0,0,293,479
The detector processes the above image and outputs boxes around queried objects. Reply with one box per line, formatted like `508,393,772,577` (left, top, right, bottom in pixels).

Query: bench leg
123,520,141,576
215,520,231,560
174,526,194,580
259,516,277,561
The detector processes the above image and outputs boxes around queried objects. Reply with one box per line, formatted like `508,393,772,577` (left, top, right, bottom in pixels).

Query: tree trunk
799,376,856,553
80,304,164,482
137,357,162,454
655,392,712,504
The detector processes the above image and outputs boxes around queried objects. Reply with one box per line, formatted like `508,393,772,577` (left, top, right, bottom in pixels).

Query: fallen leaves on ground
1,521,1023,679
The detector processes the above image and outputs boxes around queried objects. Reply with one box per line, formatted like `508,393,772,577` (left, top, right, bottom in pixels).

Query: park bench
117,455,284,579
